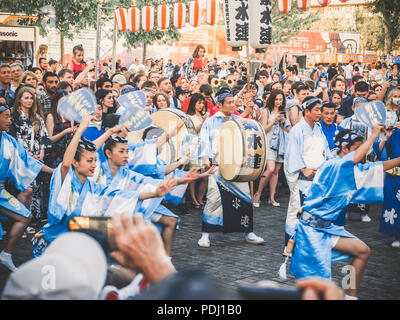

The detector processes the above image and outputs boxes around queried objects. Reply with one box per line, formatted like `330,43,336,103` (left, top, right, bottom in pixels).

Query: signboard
0,25,35,42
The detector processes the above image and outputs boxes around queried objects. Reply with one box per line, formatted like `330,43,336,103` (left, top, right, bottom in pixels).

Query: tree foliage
369,0,400,51
271,5,320,44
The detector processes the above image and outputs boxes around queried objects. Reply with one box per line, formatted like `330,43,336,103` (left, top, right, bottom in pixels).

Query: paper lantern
189,0,201,27
339,0,349,2
296,0,311,10
223,0,249,50
318,0,331,6
127,6,140,32
392,50,399,57
316,45,324,52
115,7,127,32
289,39,295,47
249,0,272,51
345,48,351,55
173,2,186,29
142,5,154,32
331,47,337,54
377,49,383,57
206,0,218,26
361,49,367,56
157,3,170,30
303,43,309,50
277,0,291,13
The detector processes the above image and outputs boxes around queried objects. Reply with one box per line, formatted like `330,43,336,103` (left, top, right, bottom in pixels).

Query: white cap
1,232,107,300
112,74,127,85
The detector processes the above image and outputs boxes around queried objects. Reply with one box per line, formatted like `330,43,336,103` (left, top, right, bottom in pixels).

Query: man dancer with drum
283,97,331,256
197,93,265,247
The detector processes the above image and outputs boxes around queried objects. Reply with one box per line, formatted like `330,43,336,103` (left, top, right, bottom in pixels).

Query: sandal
21,232,27,239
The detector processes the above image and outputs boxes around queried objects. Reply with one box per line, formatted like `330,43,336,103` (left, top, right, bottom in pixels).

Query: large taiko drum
218,117,267,182
127,108,196,163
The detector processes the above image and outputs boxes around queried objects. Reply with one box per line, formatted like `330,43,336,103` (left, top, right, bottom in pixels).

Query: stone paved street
1,186,400,300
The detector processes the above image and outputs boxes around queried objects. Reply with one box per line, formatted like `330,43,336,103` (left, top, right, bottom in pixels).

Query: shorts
151,213,162,223
332,236,340,248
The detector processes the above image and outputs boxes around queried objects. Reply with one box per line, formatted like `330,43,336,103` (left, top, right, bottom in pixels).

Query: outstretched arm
353,124,384,164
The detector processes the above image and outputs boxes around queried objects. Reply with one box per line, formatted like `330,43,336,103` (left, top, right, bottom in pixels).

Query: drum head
218,121,244,181
151,109,195,162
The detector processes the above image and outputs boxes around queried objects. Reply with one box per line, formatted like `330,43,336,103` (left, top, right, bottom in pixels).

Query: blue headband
334,130,361,151
0,104,10,114
300,97,322,112
217,92,233,104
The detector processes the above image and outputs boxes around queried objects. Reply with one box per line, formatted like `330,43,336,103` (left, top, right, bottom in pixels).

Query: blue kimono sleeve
199,118,213,160
285,126,306,173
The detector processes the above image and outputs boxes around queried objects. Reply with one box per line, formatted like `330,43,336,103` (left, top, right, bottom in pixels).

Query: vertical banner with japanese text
223,0,249,50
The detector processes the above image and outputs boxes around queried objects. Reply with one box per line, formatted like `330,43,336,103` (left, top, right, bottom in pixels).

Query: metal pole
111,16,117,74
95,3,102,80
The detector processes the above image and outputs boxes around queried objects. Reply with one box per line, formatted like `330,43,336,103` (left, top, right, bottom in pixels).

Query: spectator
35,44,48,68
184,44,208,80
66,45,85,76
38,57,49,74
10,63,24,92
158,77,179,108
38,72,59,118
20,71,39,89
153,92,170,110
111,74,127,93
0,64,15,107
58,69,74,87
31,67,43,83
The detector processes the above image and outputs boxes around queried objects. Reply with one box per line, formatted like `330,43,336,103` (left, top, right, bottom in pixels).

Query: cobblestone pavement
1,189,399,300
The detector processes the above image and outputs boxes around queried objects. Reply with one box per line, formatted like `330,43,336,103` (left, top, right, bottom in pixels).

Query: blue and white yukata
199,112,254,233
290,152,385,279
33,163,157,257
373,129,400,240
125,139,186,233
0,132,44,239
284,118,331,243
339,116,374,216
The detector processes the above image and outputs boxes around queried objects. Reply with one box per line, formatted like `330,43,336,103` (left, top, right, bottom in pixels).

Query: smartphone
238,282,304,300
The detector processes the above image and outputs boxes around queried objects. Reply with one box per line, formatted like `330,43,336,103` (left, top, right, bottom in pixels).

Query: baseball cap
1,232,107,300
112,74,127,85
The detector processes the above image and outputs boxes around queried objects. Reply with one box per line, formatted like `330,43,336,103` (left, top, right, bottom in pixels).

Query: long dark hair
49,89,69,124
265,89,286,113
186,93,207,116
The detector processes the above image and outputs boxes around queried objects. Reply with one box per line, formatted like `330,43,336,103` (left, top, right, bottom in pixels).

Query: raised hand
77,113,95,133
178,152,191,166
180,168,200,184
169,119,186,138
155,178,178,197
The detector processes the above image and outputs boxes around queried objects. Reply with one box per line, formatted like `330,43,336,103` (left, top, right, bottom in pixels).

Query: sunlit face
61,72,74,86
160,79,172,94
73,150,97,177
180,78,189,90
11,65,23,82
333,80,345,92
145,91,154,106
220,97,235,116
283,83,291,96
149,73,160,83
272,74,280,82
156,95,168,109
321,107,335,126
374,86,382,94
274,94,284,108
34,69,42,81
45,76,59,93
107,143,129,167
102,93,114,108
259,75,268,85
20,91,34,110
0,67,11,84
195,99,205,113
331,93,342,105
0,109,11,131
189,80,199,93
198,48,205,57
74,50,84,63
24,75,38,88
296,89,309,104
305,103,322,122
40,59,48,70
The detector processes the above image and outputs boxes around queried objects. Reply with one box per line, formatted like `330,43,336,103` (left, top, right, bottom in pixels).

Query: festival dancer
92,129,203,256
0,104,54,271
290,124,400,299
375,125,400,248
32,114,177,257
197,93,265,247
283,97,331,255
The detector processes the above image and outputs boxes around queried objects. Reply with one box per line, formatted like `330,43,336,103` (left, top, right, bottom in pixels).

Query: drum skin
218,118,267,182
127,108,196,163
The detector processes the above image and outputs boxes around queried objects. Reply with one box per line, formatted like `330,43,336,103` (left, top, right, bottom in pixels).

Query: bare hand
110,212,174,283
301,168,317,179
78,113,95,133
178,152,191,166
180,168,200,184
296,278,345,300
371,123,385,138
111,124,130,137
203,157,211,171
203,165,217,177
155,178,178,197
169,119,185,138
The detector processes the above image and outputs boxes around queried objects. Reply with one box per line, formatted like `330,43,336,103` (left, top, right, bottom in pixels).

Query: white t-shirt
343,64,353,79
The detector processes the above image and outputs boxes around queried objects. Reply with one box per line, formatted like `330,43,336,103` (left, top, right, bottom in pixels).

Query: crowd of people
0,42,399,300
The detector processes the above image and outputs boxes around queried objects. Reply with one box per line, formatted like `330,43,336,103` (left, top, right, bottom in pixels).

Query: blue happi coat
290,151,384,279
0,132,43,239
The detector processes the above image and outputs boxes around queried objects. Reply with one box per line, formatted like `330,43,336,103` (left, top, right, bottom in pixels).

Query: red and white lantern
157,3,170,30
360,49,367,56
189,0,201,27
377,49,383,57
296,0,311,10
345,48,351,55
318,0,331,6
277,0,291,13
173,2,186,29
115,7,127,32
206,0,218,26
316,45,324,52
303,43,309,50
142,5,154,32
331,47,337,54
339,0,349,2
127,6,140,33
392,50,399,57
